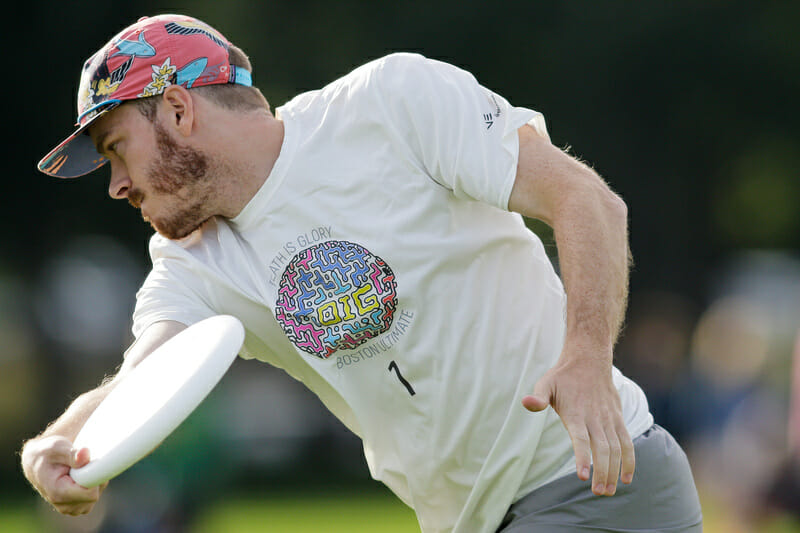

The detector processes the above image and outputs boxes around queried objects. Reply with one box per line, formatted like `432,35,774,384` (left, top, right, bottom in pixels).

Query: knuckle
594,440,610,454
54,503,73,515
571,431,591,445
78,505,94,516
53,495,96,516
608,441,622,457
620,438,634,453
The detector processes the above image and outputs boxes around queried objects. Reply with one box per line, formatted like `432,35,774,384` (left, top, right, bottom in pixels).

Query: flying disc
70,315,245,488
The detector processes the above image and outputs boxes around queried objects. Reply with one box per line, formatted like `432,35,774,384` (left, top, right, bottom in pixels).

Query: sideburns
150,121,209,193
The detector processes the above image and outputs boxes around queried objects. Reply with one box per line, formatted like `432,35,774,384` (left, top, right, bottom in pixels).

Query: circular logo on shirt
274,240,398,359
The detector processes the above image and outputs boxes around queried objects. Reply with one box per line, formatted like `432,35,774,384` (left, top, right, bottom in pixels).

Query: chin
157,228,192,241
152,219,208,241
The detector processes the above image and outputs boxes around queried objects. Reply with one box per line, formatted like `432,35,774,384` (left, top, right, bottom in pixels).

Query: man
23,14,702,532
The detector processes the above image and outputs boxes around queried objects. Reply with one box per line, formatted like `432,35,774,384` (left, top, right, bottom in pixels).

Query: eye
102,141,123,161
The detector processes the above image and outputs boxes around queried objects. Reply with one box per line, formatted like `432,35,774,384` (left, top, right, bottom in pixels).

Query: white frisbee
70,315,245,488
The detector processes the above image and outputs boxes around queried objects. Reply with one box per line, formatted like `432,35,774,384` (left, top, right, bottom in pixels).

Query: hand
522,356,635,496
21,436,108,515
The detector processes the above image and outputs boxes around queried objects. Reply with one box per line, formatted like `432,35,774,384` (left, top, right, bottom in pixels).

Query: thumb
522,377,553,412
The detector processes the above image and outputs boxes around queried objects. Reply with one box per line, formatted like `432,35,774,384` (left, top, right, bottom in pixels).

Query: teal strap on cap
232,66,252,87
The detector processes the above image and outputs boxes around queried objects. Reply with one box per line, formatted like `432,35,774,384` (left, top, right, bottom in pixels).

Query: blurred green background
3,1,800,531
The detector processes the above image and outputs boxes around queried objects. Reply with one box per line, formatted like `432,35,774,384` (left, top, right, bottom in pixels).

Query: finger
51,492,99,517
72,447,91,468
603,430,622,496
588,424,610,496
53,461,103,502
522,376,553,412
55,501,95,517
566,423,592,482
521,394,550,412
54,474,98,500
617,422,635,484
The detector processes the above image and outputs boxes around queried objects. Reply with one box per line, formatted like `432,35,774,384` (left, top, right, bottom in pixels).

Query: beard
130,121,215,240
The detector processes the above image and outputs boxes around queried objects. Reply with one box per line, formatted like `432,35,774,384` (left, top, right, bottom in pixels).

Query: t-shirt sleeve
131,235,216,339
374,53,549,210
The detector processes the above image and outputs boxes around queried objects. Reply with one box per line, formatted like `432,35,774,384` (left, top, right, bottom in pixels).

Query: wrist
558,337,614,368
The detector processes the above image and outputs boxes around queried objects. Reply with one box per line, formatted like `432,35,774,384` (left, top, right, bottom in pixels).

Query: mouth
139,200,153,222
133,196,151,223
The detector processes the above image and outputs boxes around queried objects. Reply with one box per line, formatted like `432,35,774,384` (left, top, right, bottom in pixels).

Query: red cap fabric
38,14,252,178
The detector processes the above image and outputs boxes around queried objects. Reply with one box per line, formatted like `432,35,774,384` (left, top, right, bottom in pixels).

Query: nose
108,168,132,200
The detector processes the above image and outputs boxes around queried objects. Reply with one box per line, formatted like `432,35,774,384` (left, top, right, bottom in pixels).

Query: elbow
590,174,627,224
605,190,632,264
607,191,628,224
579,165,628,224
578,171,628,227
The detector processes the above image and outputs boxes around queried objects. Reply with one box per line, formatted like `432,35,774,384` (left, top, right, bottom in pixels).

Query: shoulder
359,53,485,114
278,53,480,134
283,53,447,109
326,52,432,86
352,52,431,78
350,52,468,93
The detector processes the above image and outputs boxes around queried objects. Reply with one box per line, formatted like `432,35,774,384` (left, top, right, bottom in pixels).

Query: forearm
29,379,115,445
21,379,116,503
28,321,186,447
510,125,630,362
552,178,630,361
21,321,184,514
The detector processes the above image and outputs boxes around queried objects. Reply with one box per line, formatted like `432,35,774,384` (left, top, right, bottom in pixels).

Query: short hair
134,43,269,122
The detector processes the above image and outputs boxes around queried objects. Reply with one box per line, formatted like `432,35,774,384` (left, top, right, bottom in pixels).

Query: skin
94,85,283,239
21,85,282,515
21,86,634,515
20,321,187,515
510,124,635,496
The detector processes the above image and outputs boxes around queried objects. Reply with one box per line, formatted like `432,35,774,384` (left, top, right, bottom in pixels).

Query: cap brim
37,104,118,178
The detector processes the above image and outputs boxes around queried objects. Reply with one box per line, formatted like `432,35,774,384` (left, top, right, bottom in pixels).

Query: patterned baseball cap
38,14,253,178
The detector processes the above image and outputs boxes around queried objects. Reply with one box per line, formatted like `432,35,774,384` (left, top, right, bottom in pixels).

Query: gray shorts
497,424,703,532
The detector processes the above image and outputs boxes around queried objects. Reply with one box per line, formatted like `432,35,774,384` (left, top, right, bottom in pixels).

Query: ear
160,85,195,137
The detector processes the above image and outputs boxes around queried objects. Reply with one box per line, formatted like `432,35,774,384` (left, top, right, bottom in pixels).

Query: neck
210,109,284,218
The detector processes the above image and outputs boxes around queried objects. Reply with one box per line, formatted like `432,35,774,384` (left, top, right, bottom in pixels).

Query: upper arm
375,53,541,208
508,124,626,226
116,320,188,379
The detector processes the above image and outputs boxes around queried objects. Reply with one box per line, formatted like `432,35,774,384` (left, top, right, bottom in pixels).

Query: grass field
0,490,420,533
2,490,799,532
192,492,419,533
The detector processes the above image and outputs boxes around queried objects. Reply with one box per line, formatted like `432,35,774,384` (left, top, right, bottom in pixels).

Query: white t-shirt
133,53,653,533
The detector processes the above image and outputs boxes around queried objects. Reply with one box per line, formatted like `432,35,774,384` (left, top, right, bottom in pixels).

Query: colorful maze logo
275,241,398,359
